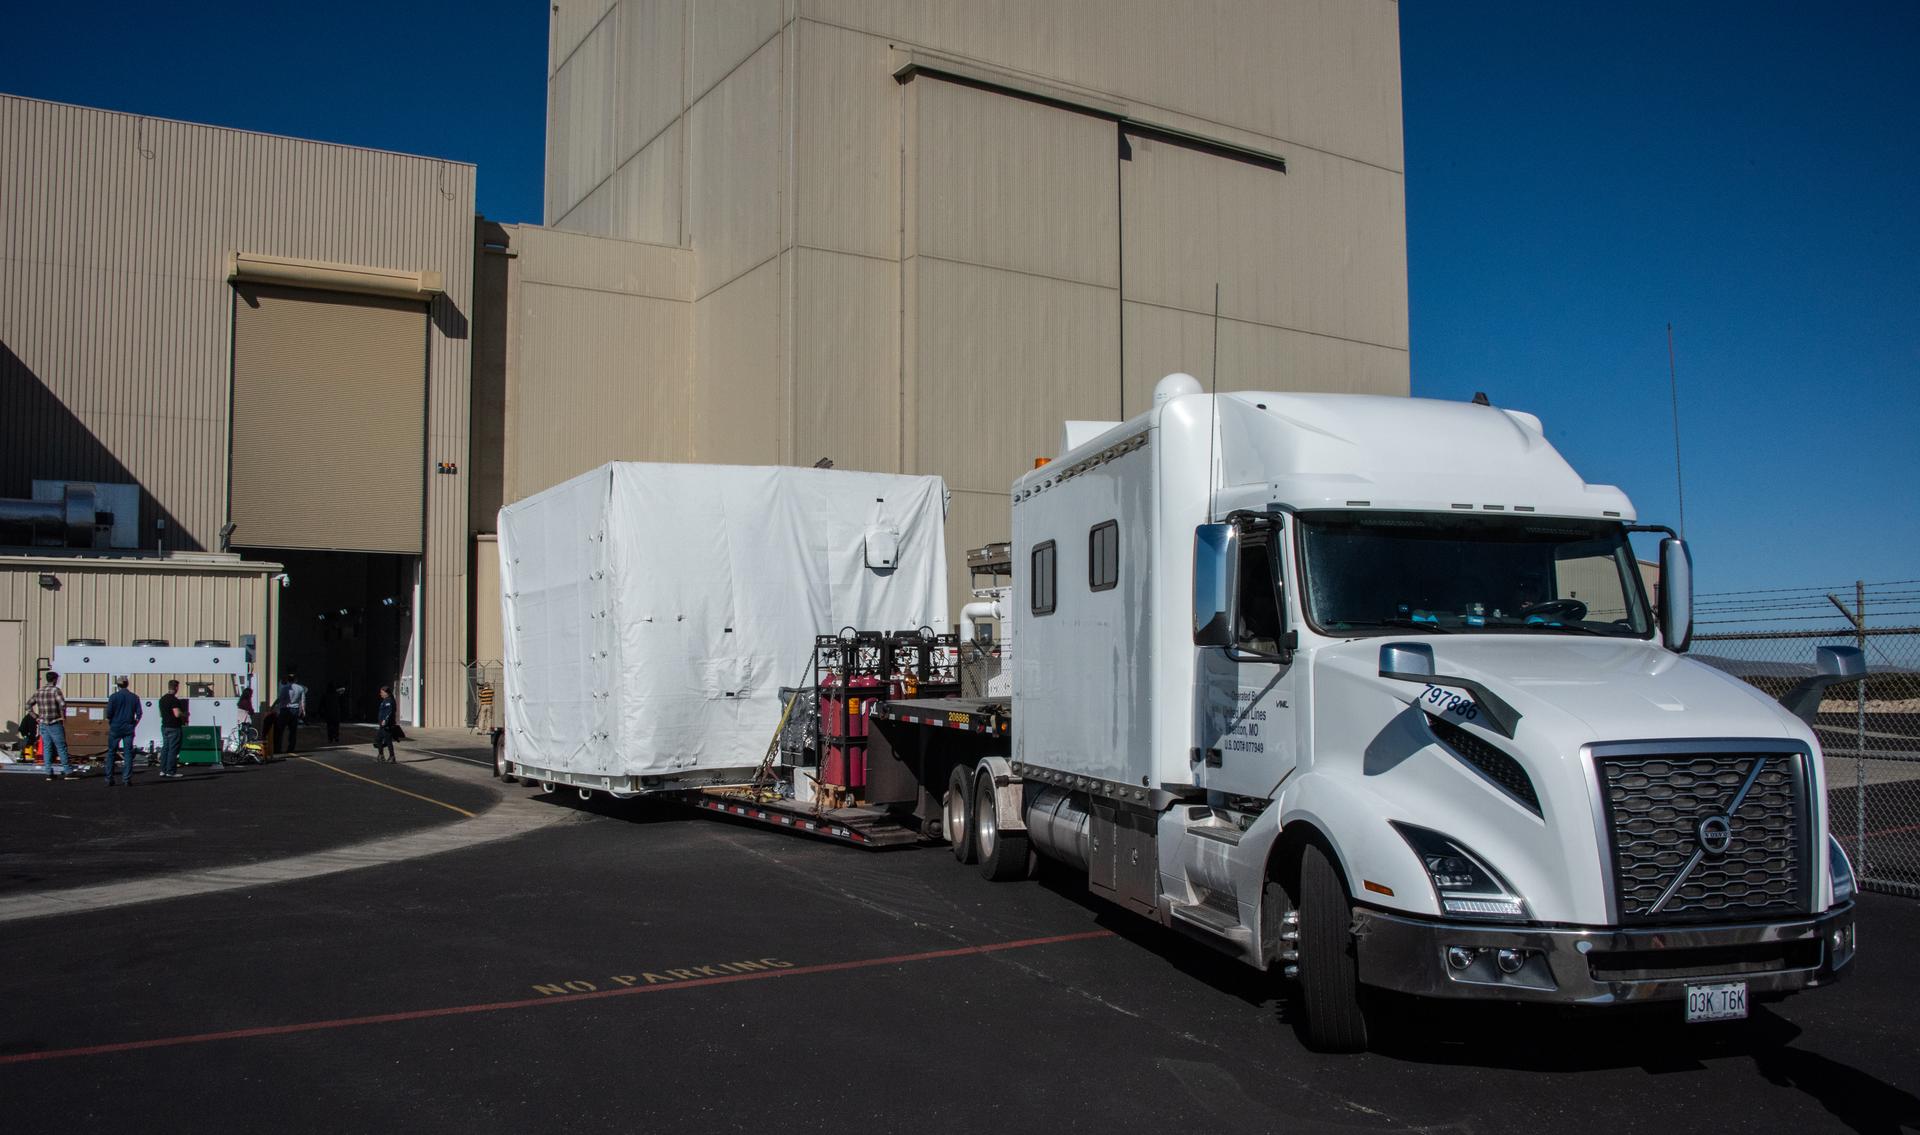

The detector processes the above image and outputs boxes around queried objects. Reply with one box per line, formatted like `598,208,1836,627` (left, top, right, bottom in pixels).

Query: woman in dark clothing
373,686,398,763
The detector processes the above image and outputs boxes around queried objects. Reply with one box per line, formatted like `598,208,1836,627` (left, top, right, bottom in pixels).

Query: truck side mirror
1817,644,1868,681
1379,642,1436,678
1659,536,1693,653
1778,646,1867,726
1193,523,1235,647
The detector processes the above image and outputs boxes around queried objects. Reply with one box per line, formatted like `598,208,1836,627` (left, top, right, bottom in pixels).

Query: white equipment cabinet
49,643,256,752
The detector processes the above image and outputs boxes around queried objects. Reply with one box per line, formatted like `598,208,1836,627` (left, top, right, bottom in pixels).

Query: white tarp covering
499,463,948,780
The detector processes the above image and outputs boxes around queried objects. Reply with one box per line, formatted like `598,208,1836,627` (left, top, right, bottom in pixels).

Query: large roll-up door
228,284,428,553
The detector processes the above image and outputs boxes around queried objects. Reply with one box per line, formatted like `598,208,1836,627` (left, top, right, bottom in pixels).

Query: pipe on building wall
960,598,1003,643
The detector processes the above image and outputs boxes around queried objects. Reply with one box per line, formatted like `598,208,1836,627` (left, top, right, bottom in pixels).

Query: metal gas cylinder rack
809,627,959,805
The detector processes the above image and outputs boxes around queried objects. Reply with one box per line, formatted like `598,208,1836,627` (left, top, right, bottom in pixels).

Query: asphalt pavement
0,746,497,897
1,750,1916,1134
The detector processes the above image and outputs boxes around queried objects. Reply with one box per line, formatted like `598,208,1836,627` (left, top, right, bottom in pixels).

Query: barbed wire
1697,610,1920,626
1697,578,1920,598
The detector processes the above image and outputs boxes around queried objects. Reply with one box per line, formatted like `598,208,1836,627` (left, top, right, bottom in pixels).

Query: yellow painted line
294,756,476,819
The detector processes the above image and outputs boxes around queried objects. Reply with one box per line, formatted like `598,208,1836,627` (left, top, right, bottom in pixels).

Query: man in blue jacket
105,676,142,786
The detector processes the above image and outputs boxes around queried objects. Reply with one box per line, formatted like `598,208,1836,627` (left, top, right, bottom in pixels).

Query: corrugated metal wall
493,225,694,506
0,95,476,726
533,0,1410,618
0,557,277,714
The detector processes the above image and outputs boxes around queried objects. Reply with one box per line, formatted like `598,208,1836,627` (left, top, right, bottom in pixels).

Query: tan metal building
1,95,476,727
471,0,1410,640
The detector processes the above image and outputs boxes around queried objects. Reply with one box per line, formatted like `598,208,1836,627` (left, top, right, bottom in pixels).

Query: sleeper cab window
1031,540,1057,615
1089,520,1118,592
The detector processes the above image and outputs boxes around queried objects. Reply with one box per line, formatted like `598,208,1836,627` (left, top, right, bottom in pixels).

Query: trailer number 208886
1421,685,1479,721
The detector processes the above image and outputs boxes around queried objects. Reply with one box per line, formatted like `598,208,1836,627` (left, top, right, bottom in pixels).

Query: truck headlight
1828,834,1857,905
1390,821,1527,920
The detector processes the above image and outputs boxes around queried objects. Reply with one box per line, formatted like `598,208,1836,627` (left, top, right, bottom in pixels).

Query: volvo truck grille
1594,750,1810,924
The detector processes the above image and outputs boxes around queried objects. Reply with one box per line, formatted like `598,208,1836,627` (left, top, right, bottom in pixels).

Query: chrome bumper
1352,902,1856,1005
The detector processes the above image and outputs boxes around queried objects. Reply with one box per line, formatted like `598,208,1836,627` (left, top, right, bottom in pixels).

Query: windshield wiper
1363,616,1452,633
1494,620,1607,636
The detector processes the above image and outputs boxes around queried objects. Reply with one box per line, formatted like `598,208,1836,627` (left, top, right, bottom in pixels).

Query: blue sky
5,2,1915,604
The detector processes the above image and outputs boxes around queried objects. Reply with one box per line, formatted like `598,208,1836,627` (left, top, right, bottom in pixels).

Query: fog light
1446,946,1477,971
1829,922,1857,969
1495,947,1526,974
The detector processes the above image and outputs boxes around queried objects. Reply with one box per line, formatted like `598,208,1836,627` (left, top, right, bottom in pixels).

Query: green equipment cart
179,725,223,767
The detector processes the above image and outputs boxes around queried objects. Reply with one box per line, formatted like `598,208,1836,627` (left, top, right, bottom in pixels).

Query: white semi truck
501,376,1862,1051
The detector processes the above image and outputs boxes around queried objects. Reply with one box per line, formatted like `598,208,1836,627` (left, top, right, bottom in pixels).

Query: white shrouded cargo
499,462,949,787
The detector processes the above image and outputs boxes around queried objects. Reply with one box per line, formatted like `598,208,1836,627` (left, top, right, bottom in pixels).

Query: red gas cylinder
822,674,882,788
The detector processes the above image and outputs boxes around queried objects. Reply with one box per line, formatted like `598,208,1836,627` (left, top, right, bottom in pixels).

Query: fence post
1855,580,1867,877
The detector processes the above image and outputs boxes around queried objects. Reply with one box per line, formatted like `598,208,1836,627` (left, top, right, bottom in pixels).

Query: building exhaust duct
0,484,114,548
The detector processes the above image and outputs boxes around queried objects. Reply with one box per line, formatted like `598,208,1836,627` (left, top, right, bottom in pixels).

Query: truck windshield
1296,511,1653,638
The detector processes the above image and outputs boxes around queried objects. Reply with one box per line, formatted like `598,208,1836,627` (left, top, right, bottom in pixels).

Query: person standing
474,679,495,735
275,672,308,755
373,685,398,763
324,681,345,745
105,676,142,786
157,679,189,778
30,671,71,780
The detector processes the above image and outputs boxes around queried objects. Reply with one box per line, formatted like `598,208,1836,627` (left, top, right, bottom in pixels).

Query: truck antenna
1667,322,1687,537
1208,283,1221,520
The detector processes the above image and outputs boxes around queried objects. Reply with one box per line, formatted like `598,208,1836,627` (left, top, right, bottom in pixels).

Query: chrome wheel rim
975,784,997,860
945,788,967,853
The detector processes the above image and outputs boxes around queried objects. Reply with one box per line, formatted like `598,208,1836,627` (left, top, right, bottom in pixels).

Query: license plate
1684,981,1748,1023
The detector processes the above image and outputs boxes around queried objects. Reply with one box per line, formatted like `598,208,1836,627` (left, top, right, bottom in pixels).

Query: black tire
974,771,1032,881
1296,843,1370,1053
945,765,976,864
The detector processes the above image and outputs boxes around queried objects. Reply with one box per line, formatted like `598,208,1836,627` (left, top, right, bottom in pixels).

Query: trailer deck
869,696,1010,738
685,789,925,847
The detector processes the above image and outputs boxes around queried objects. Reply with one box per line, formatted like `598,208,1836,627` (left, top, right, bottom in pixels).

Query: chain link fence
1694,579,1920,898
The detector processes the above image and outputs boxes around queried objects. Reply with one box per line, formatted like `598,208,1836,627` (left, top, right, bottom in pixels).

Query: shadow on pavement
520,785,694,827
1035,862,1918,1132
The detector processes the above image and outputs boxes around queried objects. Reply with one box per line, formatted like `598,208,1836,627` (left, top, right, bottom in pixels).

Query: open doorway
267,550,417,723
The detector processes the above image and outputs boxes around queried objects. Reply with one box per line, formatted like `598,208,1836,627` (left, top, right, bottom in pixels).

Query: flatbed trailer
674,698,1010,848
510,703,1000,849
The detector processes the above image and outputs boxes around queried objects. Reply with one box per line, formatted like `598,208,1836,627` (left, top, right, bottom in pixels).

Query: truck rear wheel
1296,843,1370,1053
974,772,1032,881
945,765,976,864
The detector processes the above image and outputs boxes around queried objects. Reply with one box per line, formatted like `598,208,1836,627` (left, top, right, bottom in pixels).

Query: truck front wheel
1295,843,1370,1053
945,765,976,864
